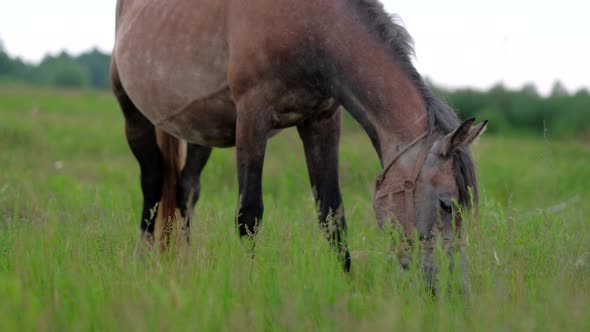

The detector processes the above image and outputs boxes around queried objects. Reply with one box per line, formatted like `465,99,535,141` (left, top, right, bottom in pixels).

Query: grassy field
1,85,589,331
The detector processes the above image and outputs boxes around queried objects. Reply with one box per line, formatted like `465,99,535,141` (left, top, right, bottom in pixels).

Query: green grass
1,85,589,331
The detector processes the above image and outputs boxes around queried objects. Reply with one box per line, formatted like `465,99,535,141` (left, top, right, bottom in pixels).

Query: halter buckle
403,179,415,191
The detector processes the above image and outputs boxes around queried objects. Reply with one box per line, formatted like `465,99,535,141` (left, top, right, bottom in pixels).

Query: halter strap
374,131,434,238
376,131,428,185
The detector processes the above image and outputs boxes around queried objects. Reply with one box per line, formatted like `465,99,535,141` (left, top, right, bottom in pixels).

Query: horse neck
322,8,429,166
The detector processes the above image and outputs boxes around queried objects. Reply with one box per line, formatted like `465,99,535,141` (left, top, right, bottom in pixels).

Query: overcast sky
1,0,588,94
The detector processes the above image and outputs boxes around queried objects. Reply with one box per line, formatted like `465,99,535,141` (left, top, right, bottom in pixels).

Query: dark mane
350,0,479,208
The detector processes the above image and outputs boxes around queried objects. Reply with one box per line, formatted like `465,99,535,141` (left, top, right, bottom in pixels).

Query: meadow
1,85,589,331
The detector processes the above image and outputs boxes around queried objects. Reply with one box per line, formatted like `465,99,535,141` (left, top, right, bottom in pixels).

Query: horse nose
420,247,438,293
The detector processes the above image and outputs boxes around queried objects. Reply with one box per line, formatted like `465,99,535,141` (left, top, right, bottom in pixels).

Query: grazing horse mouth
395,238,465,268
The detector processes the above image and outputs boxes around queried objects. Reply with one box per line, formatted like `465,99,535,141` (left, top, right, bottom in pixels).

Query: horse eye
439,200,453,214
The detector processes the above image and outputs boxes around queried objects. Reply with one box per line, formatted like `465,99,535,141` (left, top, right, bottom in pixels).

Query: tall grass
1,85,588,330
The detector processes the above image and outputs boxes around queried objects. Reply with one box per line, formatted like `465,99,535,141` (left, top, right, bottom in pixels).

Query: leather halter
374,131,434,237
374,132,465,254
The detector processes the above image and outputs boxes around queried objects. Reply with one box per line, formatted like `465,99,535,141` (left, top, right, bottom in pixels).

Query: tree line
1,45,588,138
433,82,590,138
0,45,110,90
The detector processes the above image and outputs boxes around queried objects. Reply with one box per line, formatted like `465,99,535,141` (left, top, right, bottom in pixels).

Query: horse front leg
234,96,271,244
297,107,351,272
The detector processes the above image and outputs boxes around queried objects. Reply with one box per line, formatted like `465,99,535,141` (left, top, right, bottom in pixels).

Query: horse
111,0,487,289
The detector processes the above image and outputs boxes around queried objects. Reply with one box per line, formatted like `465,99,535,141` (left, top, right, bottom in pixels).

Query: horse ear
436,118,487,157
464,119,488,146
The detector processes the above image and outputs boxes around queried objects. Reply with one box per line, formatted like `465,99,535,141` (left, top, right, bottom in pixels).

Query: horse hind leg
112,65,163,254
297,107,351,272
176,144,212,245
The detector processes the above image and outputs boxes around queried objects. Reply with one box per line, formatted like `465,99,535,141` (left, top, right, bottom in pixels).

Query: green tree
0,37,16,77
521,82,539,97
76,48,111,89
551,80,569,97
36,51,90,88
0,50,16,76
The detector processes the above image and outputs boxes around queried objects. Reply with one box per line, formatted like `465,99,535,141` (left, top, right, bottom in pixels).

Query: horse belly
115,0,230,127
157,90,238,147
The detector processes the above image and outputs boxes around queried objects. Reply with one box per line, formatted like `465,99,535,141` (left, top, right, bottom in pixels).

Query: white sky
0,0,588,94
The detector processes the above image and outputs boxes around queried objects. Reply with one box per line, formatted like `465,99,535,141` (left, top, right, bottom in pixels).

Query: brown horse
111,0,486,287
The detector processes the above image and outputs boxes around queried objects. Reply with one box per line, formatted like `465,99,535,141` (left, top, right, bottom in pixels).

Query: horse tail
155,128,187,250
